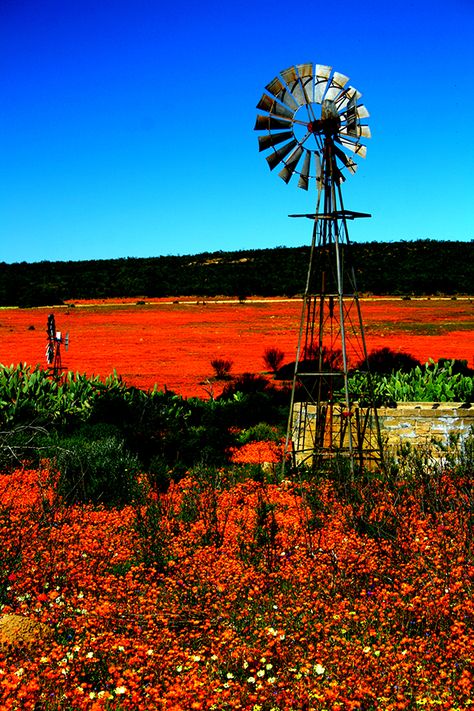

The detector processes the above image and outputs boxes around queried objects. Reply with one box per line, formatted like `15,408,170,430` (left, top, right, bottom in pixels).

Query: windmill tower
46,313,68,378
254,63,384,473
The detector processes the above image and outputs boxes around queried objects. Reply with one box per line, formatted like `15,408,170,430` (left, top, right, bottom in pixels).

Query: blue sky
0,0,473,263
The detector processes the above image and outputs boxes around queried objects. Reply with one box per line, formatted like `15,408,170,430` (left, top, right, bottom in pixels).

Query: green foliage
0,357,471,511
0,364,134,429
0,424,51,471
347,359,473,405
54,427,141,505
236,422,282,445
218,374,290,428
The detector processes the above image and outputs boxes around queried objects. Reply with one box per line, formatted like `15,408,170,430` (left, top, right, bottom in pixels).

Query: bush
263,347,285,373
0,425,52,471
359,347,422,374
219,373,270,398
218,374,290,428
55,428,141,506
210,358,233,380
237,422,282,445
437,358,474,377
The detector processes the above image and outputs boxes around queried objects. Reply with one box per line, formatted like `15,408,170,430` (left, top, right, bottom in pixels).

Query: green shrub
55,429,141,506
346,359,473,405
236,422,282,445
0,424,53,471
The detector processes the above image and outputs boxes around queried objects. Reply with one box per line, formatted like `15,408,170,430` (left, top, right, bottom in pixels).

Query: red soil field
0,297,472,397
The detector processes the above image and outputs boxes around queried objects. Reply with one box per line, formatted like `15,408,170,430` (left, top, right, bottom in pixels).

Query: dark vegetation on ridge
0,239,472,306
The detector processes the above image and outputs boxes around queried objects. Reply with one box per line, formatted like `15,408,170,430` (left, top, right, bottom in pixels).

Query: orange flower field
0,296,473,709
0,297,472,397
1,465,473,710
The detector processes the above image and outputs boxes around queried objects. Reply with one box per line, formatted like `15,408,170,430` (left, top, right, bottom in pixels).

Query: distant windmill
254,62,384,473
46,313,68,377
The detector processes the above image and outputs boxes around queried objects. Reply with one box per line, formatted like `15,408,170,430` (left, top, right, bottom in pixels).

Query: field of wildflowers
0,297,472,396
0,296,473,709
0,453,473,710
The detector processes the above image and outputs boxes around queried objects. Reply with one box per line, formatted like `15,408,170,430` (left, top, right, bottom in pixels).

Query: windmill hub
307,116,340,138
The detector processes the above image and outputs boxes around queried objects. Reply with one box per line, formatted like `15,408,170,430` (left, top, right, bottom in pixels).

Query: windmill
46,313,68,377
254,62,384,473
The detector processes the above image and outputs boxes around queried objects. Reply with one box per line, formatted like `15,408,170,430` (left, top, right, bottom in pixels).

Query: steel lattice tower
285,141,384,473
254,62,385,473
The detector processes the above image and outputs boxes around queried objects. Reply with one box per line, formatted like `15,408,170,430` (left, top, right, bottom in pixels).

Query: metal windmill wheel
255,63,370,189
255,63,384,475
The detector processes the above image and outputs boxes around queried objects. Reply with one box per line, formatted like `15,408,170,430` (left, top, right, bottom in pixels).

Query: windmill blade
334,86,362,112
322,99,339,122
258,130,294,152
280,65,305,106
296,63,315,103
339,124,371,139
297,150,311,190
337,135,367,158
340,103,370,138
341,95,358,136
266,138,298,170
256,93,294,120
333,144,358,174
314,64,331,103
278,145,304,184
340,103,370,122
65,333,69,350
324,71,349,102
254,114,292,131
280,65,298,85
265,76,299,111
352,143,367,158
46,343,54,365
280,64,314,106
296,62,313,78
355,105,370,119
47,314,56,340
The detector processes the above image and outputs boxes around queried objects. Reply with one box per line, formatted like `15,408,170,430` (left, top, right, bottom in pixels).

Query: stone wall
376,402,474,453
291,402,474,465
